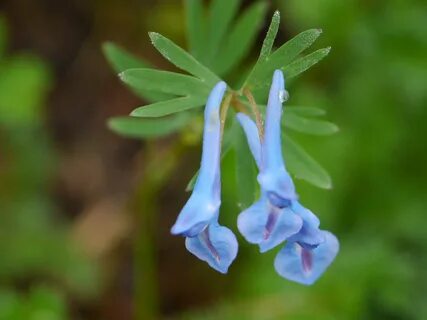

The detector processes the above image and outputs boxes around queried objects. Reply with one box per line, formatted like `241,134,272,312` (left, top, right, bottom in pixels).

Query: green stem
133,140,184,320
243,88,264,140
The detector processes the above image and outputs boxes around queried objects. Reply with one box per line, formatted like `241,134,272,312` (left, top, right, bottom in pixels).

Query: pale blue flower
258,70,298,204
171,82,238,273
274,231,339,285
236,70,338,284
236,70,303,252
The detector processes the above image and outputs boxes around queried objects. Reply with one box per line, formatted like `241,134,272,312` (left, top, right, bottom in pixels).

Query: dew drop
279,90,289,103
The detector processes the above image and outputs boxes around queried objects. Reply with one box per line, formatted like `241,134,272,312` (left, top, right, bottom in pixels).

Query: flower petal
263,70,286,171
236,113,262,167
258,206,302,253
237,196,269,244
258,70,297,201
194,81,227,193
288,202,325,248
237,195,303,252
172,82,226,236
171,193,219,236
274,231,339,285
185,222,238,274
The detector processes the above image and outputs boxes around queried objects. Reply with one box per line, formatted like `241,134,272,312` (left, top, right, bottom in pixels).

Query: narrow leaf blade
283,113,339,135
206,0,240,62
108,113,191,139
285,106,326,117
120,68,210,96
103,42,149,73
103,42,172,102
283,47,331,79
259,11,280,61
212,2,267,76
282,134,332,189
247,28,322,88
185,0,207,61
131,96,205,118
149,32,220,85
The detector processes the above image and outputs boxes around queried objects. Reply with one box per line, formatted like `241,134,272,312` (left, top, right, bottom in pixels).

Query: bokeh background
0,0,426,319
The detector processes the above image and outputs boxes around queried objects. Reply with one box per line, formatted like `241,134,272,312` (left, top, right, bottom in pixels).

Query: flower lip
274,231,339,285
185,222,238,274
267,191,292,208
171,219,209,237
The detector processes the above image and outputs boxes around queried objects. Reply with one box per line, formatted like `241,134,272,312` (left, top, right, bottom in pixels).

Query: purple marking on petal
264,207,279,240
301,247,313,274
274,231,339,285
185,223,238,273
200,227,220,262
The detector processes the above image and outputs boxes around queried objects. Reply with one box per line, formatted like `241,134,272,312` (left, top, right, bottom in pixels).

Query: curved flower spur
171,82,238,274
236,70,339,285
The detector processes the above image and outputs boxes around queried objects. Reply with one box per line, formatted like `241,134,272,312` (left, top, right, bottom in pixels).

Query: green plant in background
104,0,339,319
104,0,336,197
0,16,98,320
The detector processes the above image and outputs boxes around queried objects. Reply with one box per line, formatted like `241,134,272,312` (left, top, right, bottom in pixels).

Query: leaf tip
273,10,281,19
148,32,160,43
324,180,333,190
107,117,120,132
129,110,140,117
102,41,112,51
118,71,126,81
331,123,339,133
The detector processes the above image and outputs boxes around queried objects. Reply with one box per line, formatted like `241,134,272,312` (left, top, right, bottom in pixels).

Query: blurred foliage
0,15,98,319
0,286,67,320
0,0,425,319
102,0,426,319
170,0,427,319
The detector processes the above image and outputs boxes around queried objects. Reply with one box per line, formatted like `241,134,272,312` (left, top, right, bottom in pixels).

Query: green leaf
234,124,257,209
282,134,332,189
108,113,192,139
206,0,241,63
212,2,267,76
283,113,339,135
285,106,326,117
185,0,207,61
259,11,280,61
149,32,220,84
120,68,210,96
102,42,149,73
186,124,236,191
103,42,172,102
246,28,322,89
131,96,205,118
283,47,331,79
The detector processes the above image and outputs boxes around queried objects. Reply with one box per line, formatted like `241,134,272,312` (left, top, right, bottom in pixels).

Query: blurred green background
0,0,426,319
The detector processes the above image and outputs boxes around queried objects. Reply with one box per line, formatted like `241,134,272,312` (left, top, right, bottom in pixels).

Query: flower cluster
171,70,338,285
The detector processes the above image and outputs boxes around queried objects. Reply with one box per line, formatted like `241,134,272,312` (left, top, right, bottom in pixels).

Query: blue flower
274,231,339,285
258,70,298,203
171,82,238,273
236,70,303,252
236,70,338,284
